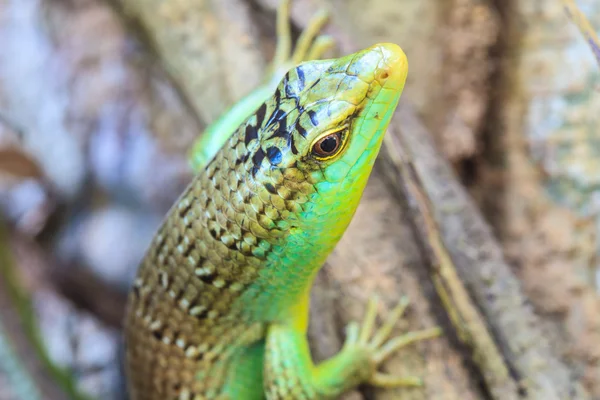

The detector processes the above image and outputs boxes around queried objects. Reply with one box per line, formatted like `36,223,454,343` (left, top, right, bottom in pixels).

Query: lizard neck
236,166,370,324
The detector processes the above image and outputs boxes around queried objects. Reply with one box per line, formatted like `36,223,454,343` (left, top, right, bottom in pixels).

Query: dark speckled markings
126,64,326,399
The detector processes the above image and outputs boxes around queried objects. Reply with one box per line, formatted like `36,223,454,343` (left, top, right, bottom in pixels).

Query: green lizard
125,1,440,399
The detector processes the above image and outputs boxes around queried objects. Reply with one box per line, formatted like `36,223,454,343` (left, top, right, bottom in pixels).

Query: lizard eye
312,131,344,159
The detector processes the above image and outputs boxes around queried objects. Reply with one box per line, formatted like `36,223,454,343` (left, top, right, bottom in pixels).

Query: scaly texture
126,42,409,400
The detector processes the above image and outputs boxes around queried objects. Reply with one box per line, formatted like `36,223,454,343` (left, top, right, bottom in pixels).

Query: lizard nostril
377,70,389,80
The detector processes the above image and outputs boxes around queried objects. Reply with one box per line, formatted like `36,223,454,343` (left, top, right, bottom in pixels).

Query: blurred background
0,0,598,399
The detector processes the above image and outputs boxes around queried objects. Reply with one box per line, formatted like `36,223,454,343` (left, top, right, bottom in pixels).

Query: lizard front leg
264,296,441,399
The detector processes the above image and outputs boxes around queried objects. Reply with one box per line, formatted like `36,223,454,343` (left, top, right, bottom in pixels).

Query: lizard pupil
313,132,342,158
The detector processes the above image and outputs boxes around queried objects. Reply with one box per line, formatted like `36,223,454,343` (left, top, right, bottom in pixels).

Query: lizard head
248,43,407,229
294,43,407,194
255,43,407,173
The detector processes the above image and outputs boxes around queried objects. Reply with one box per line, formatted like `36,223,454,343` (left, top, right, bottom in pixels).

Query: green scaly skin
125,2,439,399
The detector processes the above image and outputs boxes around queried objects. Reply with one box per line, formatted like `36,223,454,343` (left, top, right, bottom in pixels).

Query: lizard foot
343,295,441,388
267,0,335,85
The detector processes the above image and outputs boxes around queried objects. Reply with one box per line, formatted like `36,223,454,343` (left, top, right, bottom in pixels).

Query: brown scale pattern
125,67,321,400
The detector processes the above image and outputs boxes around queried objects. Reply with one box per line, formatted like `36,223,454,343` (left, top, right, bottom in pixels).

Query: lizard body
125,3,438,399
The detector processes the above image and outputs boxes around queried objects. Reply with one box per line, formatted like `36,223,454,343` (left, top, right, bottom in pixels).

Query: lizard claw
371,295,410,348
268,0,335,85
344,294,441,388
291,9,332,64
358,294,380,343
374,327,442,364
